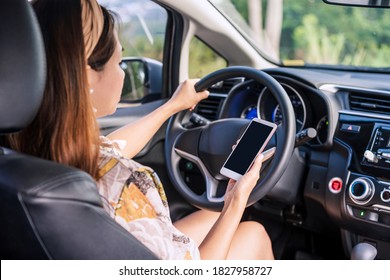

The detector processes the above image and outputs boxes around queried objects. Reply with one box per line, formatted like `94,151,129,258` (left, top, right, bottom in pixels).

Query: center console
343,123,390,227
362,126,390,169
330,111,390,259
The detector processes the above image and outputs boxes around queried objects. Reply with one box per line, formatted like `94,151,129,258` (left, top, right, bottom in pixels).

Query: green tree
189,37,227,78
231,0,390,67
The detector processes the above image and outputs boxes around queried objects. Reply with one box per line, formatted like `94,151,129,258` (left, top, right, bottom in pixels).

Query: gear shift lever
350,243,377,260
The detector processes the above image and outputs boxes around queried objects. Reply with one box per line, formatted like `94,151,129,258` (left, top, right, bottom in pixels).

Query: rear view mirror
120,57,163,104
323,0,390,8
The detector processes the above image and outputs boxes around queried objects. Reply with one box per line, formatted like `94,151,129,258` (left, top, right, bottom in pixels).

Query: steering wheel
165,66,296,211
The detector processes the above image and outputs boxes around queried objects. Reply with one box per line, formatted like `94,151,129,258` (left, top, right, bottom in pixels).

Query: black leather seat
0,0,157,260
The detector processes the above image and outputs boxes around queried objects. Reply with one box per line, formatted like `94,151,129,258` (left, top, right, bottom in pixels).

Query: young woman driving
1,0,273,260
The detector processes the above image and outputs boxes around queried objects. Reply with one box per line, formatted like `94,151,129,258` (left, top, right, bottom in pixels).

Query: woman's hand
197,153,264,259
168,79,209,113
223,153,264,211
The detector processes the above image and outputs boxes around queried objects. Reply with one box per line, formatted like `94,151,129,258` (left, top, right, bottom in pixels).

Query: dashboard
218,77,329,146
191,67,390,259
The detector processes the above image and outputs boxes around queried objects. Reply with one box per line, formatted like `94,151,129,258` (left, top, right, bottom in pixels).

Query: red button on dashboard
329,177,343,194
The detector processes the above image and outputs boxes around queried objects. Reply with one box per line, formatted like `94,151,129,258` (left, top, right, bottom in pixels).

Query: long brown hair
88,6,118,71
0,0,114,178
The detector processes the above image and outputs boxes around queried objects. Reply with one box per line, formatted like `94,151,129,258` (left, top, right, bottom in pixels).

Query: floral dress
96,137,200,260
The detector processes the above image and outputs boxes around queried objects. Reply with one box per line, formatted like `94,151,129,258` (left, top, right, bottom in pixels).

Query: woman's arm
106,79,209,158
198,154,264,259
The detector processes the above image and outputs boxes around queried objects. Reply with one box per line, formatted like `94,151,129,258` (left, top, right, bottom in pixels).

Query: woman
2,0,273,260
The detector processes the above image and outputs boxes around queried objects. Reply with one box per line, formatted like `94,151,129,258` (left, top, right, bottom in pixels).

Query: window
100,0,167,61
189,37,227,78
99,0,167,103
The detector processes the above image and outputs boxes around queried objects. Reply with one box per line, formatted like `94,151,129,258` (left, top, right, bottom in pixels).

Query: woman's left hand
168,79,209,113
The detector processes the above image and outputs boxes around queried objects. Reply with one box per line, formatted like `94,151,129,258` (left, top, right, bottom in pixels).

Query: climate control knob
349,177,375,205
381,189,390,203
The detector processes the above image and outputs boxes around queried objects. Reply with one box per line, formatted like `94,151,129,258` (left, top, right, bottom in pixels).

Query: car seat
0,0,157,260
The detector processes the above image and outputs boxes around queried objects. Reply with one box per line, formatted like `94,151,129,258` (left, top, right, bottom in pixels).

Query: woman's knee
242,221,271,242
244,220,269,233
230,221,274,260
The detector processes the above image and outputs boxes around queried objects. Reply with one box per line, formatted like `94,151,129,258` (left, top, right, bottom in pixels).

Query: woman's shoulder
98,136,144,173
99,135,126,157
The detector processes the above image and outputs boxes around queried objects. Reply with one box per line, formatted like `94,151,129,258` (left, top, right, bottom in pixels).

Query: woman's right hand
197,153,264,259
167,79,209,113
223,153,264,212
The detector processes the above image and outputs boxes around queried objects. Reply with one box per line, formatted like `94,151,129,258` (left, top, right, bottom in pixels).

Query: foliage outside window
99,0,166,103
215,0,390,69
99,0,166,62
189,37,228,78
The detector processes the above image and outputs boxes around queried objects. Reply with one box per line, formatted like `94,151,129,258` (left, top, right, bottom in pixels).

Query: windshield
209,0,390,71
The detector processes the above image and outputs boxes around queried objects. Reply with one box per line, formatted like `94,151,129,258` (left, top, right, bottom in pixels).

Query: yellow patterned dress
96,137,200,260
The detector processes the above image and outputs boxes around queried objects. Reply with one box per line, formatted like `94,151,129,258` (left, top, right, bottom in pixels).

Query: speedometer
316,115,329,144
258,83,306,132
241,105,258,120
272,105,283,125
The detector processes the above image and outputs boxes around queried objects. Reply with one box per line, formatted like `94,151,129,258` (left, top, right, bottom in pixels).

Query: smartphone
220,118,277,180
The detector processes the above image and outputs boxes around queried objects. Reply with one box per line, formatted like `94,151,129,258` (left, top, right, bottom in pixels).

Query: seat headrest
0,0,46,134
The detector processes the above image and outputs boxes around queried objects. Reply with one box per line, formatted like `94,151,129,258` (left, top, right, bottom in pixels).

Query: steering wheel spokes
174,148,224,203
165,66,296,211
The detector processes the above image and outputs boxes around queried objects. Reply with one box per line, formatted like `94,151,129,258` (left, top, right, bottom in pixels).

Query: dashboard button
367,211,379,222
381,152,390,160
352,207,379,222
328,177,343,193
340,123,361,133
381,189,390,203
352,208,366,218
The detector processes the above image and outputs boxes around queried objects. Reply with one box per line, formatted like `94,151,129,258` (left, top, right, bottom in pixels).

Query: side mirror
120,57,163,104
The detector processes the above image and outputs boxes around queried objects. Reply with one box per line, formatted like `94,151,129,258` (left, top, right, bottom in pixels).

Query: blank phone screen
224,121,274,175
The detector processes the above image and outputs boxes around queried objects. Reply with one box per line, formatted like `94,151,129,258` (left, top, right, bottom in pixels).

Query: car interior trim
339,110,390,121
174,148,224,203
320,84,390,96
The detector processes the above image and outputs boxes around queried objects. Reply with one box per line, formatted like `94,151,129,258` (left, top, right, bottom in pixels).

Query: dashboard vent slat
196,95,225,120
349,93,390,115
210,77,244,93
195,78,243,120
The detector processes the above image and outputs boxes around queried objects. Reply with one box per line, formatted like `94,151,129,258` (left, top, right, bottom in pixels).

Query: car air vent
194,78,242,121
349,92,390,115
195,94,225,121
210,77,244,93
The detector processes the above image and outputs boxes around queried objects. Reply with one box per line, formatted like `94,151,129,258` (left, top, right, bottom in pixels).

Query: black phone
220,118,277,180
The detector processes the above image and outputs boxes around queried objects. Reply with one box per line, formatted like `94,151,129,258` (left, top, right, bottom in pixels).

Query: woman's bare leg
174,209,220,246
226,221,274,260
174,209,274,259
